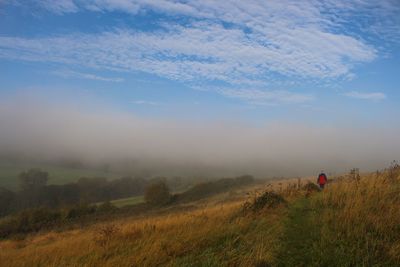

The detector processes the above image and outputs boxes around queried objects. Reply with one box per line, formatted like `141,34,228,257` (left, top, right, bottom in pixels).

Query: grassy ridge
0,167,399,266
0,201,284,266
308,172,400,266
274,167,400,266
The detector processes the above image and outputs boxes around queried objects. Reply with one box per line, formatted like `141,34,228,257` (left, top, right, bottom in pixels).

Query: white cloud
39,0,78,14
3,0,399,103
218,88,314,105
131,100,159,106
344,91,386,100
52,69,124,82
0,24,375,82
16,0,400,44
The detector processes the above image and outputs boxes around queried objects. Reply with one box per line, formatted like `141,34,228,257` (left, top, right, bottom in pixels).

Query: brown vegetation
0,164,399,266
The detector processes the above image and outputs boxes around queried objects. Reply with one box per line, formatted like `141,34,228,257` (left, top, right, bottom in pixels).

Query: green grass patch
98,196,144,208
0,161,120,190
276,197,320,267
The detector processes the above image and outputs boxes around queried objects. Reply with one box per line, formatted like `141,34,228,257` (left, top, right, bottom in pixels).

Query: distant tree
41,184,80,208
97,201,117,213
0,187,15,216
235,175,255,185
108,177,148,199
77,177,108,203
144,181,170,205
166,176,184,191
18,168,48,191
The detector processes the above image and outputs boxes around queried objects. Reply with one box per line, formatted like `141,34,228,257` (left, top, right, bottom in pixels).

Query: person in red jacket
317,171,327,189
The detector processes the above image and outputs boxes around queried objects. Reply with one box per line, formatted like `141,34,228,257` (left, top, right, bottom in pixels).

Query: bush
302,182,320,195
0,202,121,239
243,191,286,212
0,187,15,216
144,181,171,205
97,201,117,213
64,204,97,219
0,207,61,238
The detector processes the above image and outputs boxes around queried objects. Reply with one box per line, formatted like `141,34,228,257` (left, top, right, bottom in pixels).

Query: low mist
1,97,399,178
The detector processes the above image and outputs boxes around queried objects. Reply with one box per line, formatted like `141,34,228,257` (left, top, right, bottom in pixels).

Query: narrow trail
275,197,320,267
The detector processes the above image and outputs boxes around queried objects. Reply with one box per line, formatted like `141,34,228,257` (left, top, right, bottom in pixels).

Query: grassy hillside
0,165,399,266
0,162,120,191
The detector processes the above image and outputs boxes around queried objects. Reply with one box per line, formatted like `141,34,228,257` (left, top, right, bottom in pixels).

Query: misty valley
1,0,400,266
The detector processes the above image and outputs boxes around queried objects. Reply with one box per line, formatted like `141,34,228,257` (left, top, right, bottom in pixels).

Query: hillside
0,165,399,266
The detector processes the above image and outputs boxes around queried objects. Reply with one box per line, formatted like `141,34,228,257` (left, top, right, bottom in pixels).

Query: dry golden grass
310,167,400,265
2,169,399,266
0,183,285,267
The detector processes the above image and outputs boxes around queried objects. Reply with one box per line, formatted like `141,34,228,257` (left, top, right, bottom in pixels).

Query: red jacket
317,173,327,185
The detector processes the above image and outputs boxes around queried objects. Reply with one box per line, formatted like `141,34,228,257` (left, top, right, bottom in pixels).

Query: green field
0,161,120,191
97,196,145,208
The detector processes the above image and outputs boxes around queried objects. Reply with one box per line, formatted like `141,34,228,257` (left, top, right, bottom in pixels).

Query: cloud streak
217,88,314,104
344,91,386,101
131,100,159,106
51,69,124,82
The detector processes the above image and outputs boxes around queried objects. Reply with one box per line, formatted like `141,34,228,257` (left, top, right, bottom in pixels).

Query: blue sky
0,0,399,125
1,1,400,175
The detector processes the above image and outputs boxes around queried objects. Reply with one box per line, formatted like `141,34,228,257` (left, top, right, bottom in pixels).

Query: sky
0,1,400,176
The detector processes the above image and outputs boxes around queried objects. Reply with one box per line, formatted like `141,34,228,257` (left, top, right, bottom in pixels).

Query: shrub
144,181,171,205
0,202,122,238
0,207,62,238
302,182,320,196
387,160,400,181
0,187,15,216
243,191,286,212
64,204,97,219
97,201,117,213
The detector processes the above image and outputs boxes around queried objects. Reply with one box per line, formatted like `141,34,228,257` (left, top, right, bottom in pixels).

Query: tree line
0,169,255,238
0,168,150,217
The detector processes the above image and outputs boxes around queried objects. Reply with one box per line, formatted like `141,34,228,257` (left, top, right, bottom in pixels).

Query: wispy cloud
2,0,399,104
38,0,78,14
131,100,159,106
344,91,386,101
14,0,400,44
218,88,314,105
52,69,124,82
0,25,375,83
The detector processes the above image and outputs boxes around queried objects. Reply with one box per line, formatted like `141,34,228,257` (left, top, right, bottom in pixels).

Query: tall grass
310,164,400,266
0,198,284,266
1,167,399,266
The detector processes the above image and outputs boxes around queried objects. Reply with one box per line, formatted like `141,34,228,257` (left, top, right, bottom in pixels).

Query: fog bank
1,98,399,177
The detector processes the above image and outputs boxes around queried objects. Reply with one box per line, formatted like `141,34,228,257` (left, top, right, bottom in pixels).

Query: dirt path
275,198,320,267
